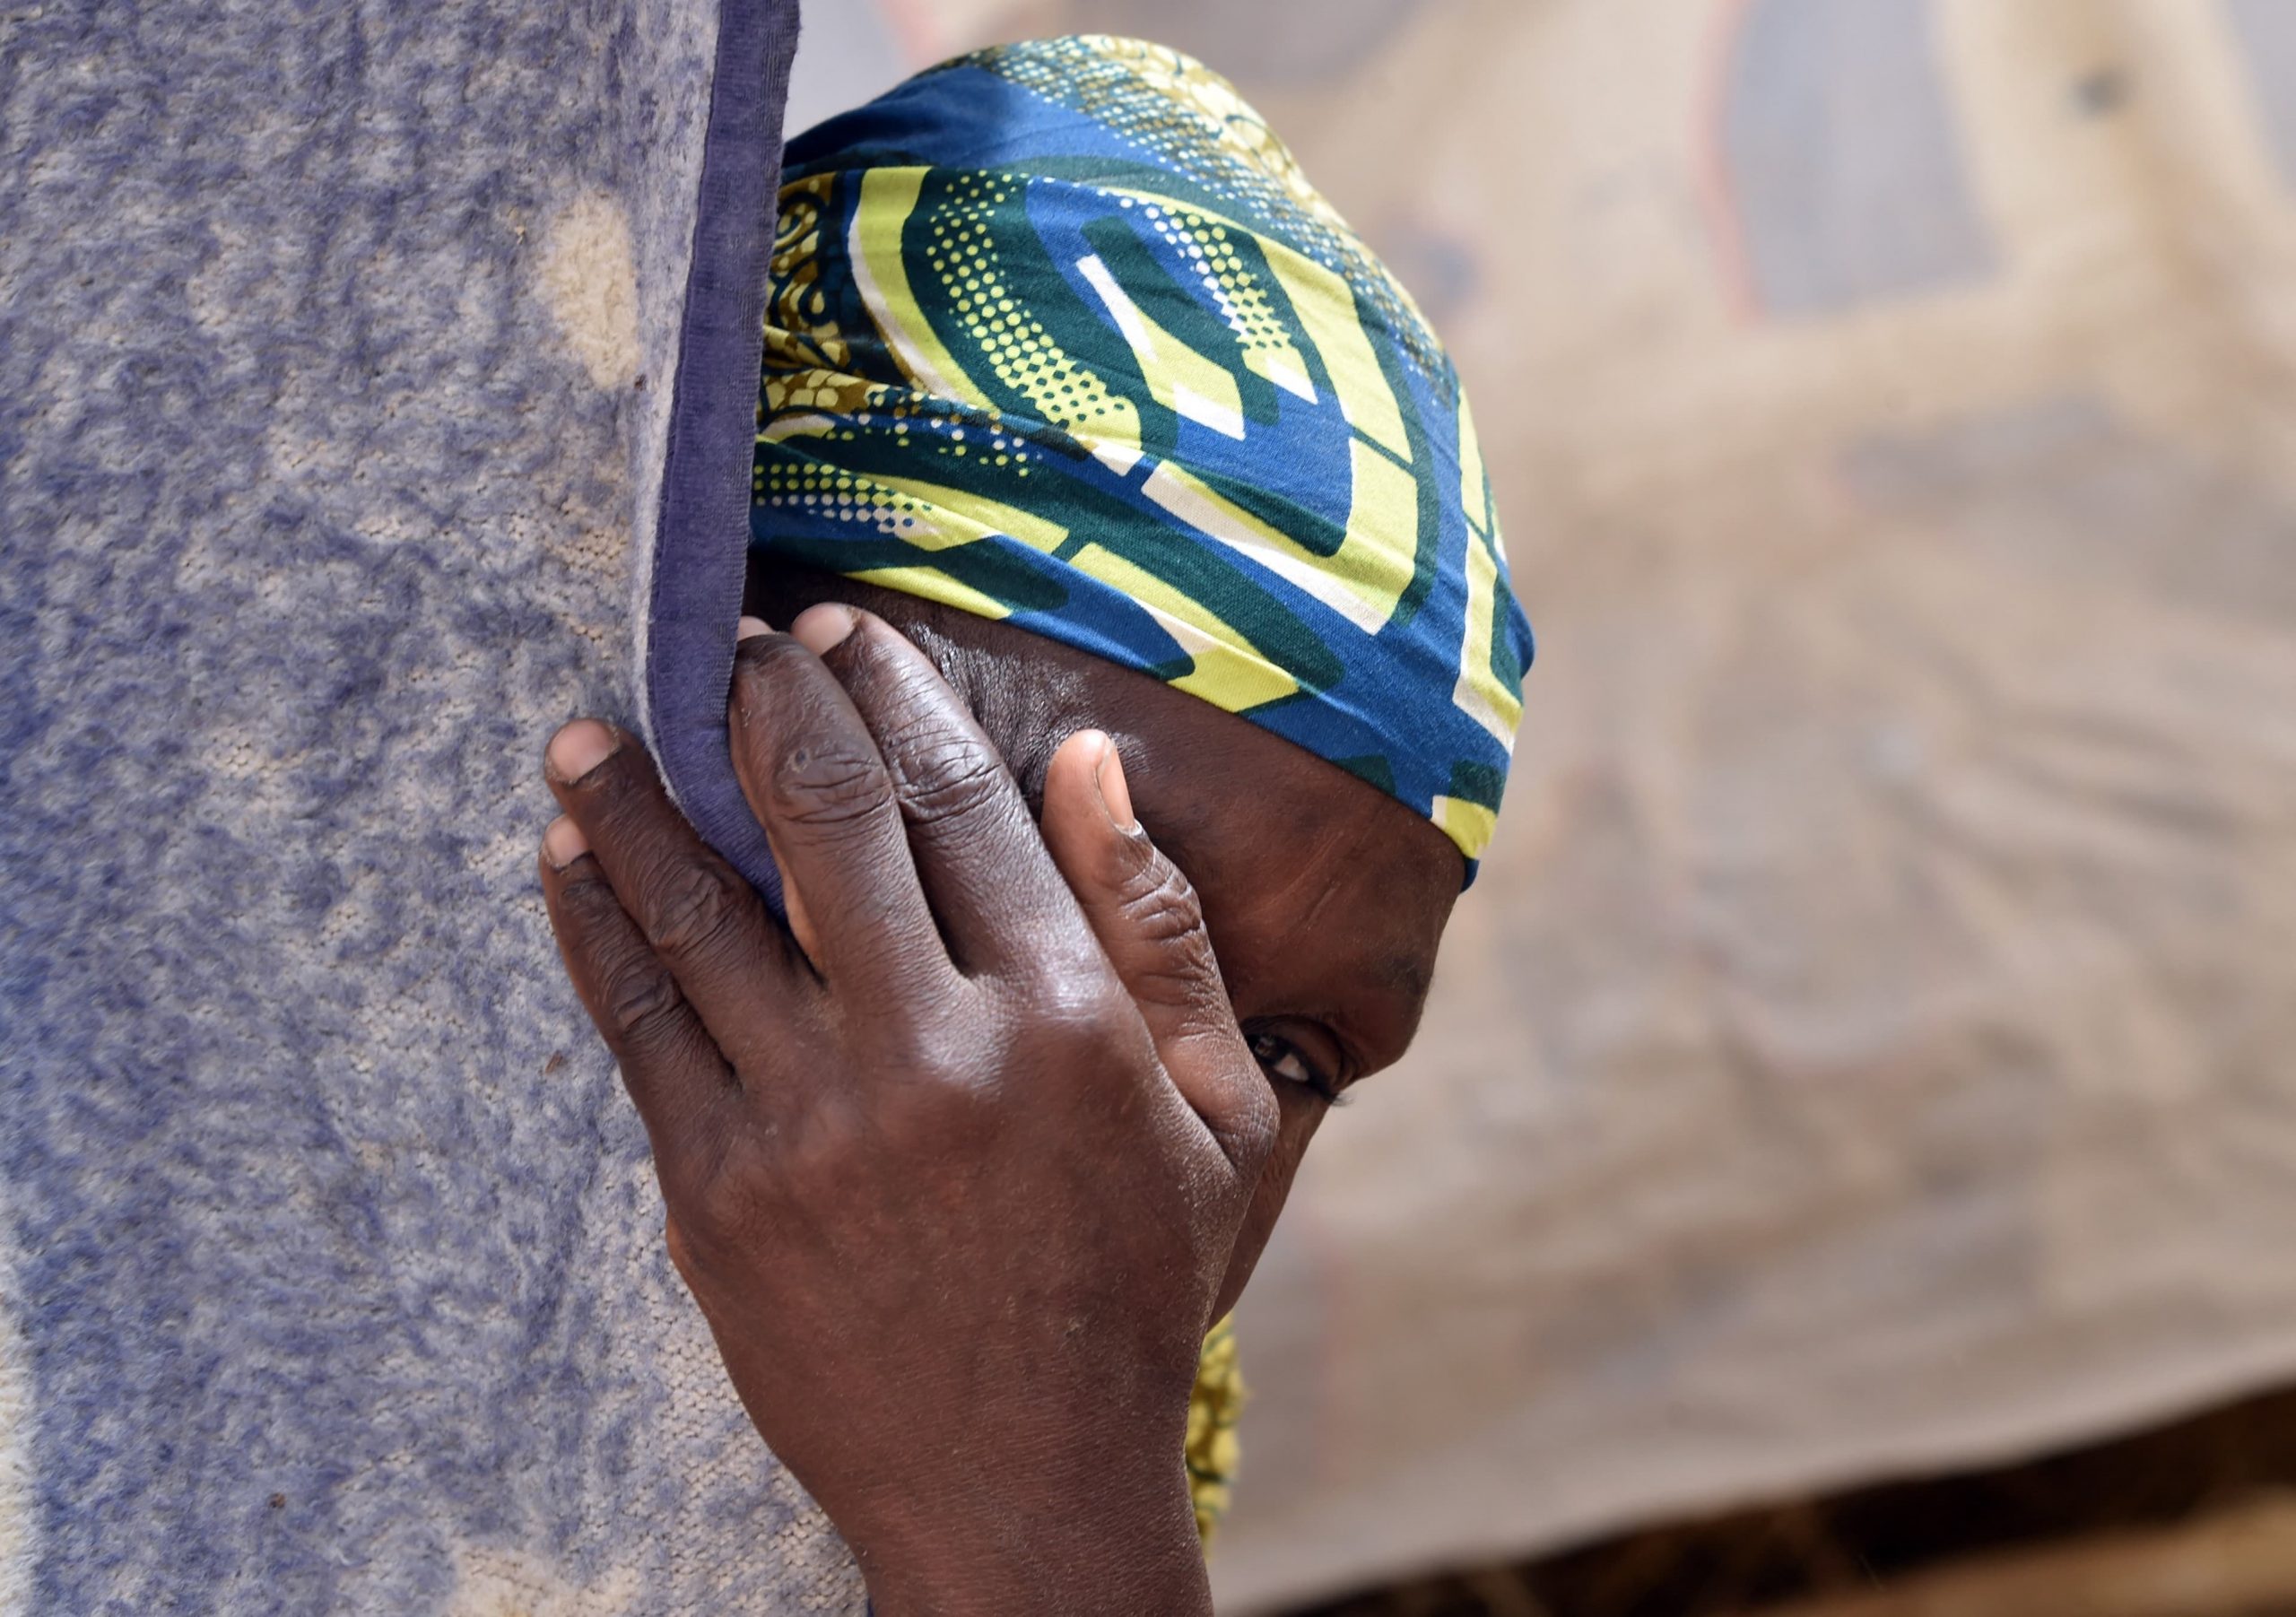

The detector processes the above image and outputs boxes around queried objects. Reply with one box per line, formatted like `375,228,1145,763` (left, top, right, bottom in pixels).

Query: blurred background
795,4,2296,1613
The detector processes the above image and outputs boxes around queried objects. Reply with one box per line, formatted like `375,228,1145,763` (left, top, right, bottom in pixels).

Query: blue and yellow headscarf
752,36,1534,871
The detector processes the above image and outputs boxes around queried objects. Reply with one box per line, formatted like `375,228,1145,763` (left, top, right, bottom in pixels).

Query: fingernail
547,718,620,784
737,615,770,641
543,814,588,870
1093,735,1137,833
789,603,857,655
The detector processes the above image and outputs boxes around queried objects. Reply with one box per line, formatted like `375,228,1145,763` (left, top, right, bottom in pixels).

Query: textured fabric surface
0,1,867,1610
752,36,1534,869
1186,1316,1246,1547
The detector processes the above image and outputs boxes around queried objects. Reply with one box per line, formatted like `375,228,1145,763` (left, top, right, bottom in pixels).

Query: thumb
1040,731,1276,1174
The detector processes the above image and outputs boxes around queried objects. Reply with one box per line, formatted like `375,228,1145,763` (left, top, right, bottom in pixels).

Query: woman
539,37,1532,1614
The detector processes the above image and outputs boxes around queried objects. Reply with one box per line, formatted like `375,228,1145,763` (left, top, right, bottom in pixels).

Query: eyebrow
1279,837,1442,1014
1328,952,1440,1080
1375,950,1436,1006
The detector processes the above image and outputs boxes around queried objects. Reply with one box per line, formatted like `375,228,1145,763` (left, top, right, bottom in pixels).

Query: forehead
814,579,1466,1067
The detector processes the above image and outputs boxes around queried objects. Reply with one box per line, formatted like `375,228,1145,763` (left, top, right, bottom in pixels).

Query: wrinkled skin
536,566,1460,1614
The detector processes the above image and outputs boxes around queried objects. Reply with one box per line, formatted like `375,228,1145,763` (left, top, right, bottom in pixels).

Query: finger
797,604,1094,978
1039,731,1276,1174
740,617,823,967
539,816,739,1193
725,626,955,994
545,718,804,1067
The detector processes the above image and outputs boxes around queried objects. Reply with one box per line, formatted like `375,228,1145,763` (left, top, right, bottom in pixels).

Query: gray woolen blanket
0,0,857,1607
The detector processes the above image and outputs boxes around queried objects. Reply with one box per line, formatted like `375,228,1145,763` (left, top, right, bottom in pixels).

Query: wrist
850,1459,1211,1617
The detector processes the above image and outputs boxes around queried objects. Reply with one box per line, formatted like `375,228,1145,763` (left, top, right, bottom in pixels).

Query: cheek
1212,1088,1327,1319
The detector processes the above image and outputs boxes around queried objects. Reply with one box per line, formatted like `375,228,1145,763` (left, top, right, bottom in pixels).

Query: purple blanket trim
641,0,796,915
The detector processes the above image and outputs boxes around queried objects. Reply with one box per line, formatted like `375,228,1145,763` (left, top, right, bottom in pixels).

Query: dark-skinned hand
535,604,1278,1616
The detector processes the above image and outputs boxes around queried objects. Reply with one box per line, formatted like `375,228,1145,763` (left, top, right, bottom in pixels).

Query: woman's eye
1249,1031,1315,1085
1248,1030,1344,1102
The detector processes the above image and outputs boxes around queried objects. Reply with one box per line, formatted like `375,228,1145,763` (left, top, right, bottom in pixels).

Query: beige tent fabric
795,2,2296,1609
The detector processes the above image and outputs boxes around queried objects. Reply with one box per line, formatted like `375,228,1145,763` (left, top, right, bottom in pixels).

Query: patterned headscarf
752,36,1534,871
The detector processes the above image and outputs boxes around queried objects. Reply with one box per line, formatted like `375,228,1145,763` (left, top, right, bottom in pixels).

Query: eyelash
1248,1030,1350,1107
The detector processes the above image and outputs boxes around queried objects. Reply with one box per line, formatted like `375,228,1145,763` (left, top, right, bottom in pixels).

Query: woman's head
752,35,1532,869
748,35,1532,1303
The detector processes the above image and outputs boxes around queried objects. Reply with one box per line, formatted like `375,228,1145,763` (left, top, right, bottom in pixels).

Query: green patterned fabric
753,36,1534,868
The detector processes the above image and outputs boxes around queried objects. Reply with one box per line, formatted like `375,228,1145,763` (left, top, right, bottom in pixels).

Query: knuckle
1114,859,1226,1009
853,1003,1005,1138
987,976,1144,1092
1030,976,1136,1052
875,1074,988,1154
890,732,1009,827
779,1098,889,1189
685,1156,769,1244
643,858,745,964
552,862,622,925
600,953,687,1047
773,738,892,830
867,1009,971,1086
1118,856,1207,948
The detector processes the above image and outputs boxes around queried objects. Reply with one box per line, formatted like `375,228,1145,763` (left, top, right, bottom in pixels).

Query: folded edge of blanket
636,0,797,917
